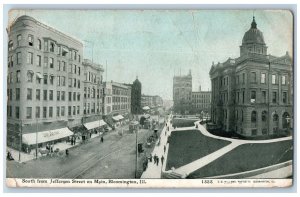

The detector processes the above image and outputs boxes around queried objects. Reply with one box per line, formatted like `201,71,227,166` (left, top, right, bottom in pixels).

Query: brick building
172,70,192,114
7,15,84,149
209,17,293,136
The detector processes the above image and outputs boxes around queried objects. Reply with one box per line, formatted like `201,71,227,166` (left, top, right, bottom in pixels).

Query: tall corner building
209,17,293,136
6,15,105,150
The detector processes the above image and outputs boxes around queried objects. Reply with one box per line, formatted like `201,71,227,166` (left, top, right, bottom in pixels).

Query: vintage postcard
5,9,293,188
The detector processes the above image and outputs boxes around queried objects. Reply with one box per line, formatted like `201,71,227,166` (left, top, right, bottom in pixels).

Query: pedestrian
89,132,92,139
50,144,53,153
46,143,50,151
101,136,104,143
65,149,69,156
161,155,164,165
164,145,166,153
149,154,153,162
154,154,157,164
156,156,159,166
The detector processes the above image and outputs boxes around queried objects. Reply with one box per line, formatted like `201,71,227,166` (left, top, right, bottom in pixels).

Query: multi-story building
173,70,192,114
191,90,211,115
7,15,84,150
141,94,163,108
82,59,105,127
130,77,142,114
209,17,293,136
141,94,154,108
103,81,131,119
153,95,164,107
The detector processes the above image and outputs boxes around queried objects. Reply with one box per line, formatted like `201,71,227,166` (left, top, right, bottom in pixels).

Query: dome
242,17,265,45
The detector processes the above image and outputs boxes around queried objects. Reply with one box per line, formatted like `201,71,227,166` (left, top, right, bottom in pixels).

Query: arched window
262,111,267,122
251,111,257,123
8,40,13,51
273,114,279,122
282,112,290,129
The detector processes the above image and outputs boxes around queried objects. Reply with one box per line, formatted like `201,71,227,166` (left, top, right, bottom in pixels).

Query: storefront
83,119,108,134
21,127,73,153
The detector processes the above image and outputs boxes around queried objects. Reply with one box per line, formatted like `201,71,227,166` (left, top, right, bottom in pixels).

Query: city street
7,116,165,179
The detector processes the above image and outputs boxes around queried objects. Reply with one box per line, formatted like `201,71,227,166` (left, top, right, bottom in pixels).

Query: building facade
173,70,192,114
191,91,211,115
141,94,163,108
130,77,142,114
209,17,293,136
7,15,84,149
82,59,104,124
103,81,131,117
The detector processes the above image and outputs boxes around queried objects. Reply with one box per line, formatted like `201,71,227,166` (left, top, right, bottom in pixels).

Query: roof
242,17,265,45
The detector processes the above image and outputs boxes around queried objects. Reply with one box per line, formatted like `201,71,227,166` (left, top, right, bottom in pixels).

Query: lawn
172,118,198,128
166,130,231,171
187,140,293,178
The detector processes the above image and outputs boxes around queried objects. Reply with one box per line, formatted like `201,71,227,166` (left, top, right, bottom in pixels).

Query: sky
8,10,293,100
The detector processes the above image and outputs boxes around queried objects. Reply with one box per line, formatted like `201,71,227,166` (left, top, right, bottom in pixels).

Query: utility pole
268,61,271,136
18,119,22,162
135,128,138,178
36,118,38,159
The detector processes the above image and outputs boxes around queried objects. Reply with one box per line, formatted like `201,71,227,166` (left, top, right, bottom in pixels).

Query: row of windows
192,99,211,103
7,70,79,88
112,88,130,96
7,105,81,119
84,87,102,99
112,104,130,111
219,90,288,104
8,35,81,63
219,73,288,87
83,102,102,115
192,94,211,98
112,96,129,103
8,52,82,77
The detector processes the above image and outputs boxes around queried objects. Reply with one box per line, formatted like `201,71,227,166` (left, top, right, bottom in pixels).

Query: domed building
209,17,293,137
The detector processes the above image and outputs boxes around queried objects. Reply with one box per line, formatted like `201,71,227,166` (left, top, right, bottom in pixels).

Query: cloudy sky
9,10,293,100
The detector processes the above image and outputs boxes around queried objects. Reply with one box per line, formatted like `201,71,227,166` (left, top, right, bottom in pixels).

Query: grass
172,118,198,128
166,130,231,171
187,140,293,178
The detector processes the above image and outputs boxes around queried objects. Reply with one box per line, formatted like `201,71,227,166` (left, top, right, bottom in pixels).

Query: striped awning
22,127,73,145
83,120,107,130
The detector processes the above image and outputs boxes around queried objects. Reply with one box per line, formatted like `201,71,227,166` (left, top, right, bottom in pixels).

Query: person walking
101,136,104,143
161,155,165,165
164,145,166,153
154,154,157,164
156,156,159,166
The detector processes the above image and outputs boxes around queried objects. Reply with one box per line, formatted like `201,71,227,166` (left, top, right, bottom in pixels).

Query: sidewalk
140,115,172,178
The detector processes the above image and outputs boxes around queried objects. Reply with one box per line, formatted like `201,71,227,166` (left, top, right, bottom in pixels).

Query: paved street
7,116,165,179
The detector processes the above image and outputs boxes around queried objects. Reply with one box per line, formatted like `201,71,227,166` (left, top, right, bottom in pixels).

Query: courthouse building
7,15,84,150
209,17,293,136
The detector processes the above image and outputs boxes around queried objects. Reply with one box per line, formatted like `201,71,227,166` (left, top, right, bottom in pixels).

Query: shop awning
143,106,150,110
112,115,124,121
112,116,119,121
22,127,73,145
117,115,124,120
83,120,107,130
